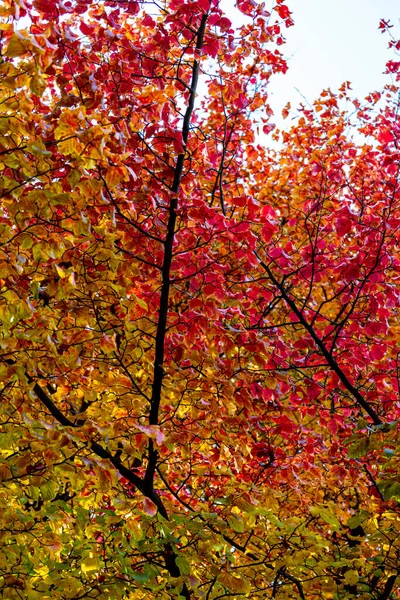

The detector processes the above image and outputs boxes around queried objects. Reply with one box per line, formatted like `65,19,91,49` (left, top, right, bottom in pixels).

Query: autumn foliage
0,0,399,598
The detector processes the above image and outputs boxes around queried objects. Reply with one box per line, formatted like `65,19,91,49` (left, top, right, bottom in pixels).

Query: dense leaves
0,0,399,598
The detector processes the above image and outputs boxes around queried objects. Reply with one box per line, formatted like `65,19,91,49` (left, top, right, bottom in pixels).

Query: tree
0,0,399,598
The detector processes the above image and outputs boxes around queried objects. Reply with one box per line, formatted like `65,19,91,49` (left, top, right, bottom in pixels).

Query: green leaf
378,479,400,500
68,168,81,188
21,236,34,249
228,515,244,533
176,556,191,576
215,495,233,506
347,512,369,529
310,506,340,529
40,481,57,501
347,437,370,458
131,570,149,583
28,142,52,156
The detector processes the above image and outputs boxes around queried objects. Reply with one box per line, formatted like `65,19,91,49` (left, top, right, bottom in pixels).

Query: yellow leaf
30,75,46,97
228,515,244,533
134,294,148,311
5,33,29,57
81,553,100,574
126,519,143,541
218,572,250,594
60,578,81,594
0,117,9,134
344,570,359,586
55,265,68,279
234,497,258,514
105,166,127,189
100,334,117,354
58,137,83,156
35,565,49,577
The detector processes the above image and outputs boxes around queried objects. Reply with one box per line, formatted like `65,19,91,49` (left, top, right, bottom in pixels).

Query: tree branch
376,575,397,600
255,253,383,426
2,357,170,518
364,465,385,502
145,13,208,495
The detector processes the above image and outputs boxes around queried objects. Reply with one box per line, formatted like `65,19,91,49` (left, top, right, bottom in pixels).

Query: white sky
267,0,400,122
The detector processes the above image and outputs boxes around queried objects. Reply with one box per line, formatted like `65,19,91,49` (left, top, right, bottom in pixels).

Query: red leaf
378,130,394,144
327,418,338,435
142,15,156,27
262,123,275,135
234,222,250,233
273,415,297,435
261,222,278,242
335,217,352,236
275,4,291,19
142,498,157,517
203,37,219,58
370,345,386,361
80,22,95,35
33,0,59,17
126,1,140,15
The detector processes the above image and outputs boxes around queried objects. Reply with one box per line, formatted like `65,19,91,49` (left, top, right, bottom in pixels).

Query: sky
266,0,400,122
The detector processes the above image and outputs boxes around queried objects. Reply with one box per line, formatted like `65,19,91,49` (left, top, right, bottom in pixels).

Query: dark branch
146,14,208,496
376,575,397,600
2,358,170,519
255,253,383,426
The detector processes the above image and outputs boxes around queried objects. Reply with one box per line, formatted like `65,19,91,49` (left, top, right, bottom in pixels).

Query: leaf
347,512,369,529
378,479,400,501
134,424,165,444
175,557,191,576
105,166,127,189
134,295,148,311
310,506,341,530
344,570,359,586
0,464,11,481
142,498,157,517
68,168,81,188
40,481,57,501
100,334,117,353
218,572,250,594
5,33,29,57
81,554,101,574
131,570,150,582
347,437,370,458
30,75,46,97
227,515,244,533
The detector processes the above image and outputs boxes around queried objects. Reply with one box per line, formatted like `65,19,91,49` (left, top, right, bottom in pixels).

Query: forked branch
255,253,383,426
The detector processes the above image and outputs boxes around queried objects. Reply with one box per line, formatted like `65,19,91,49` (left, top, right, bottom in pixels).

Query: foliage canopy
0,0,399,598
